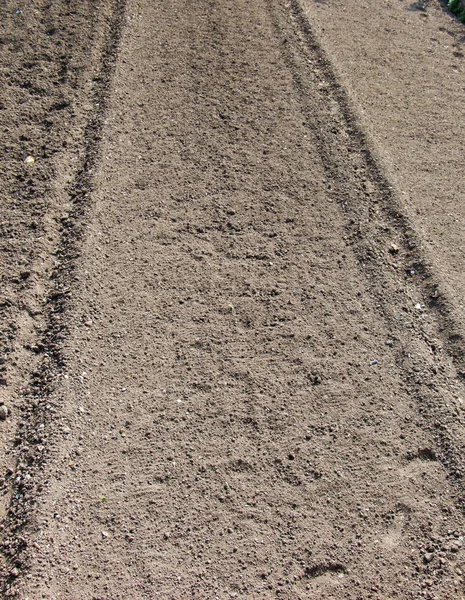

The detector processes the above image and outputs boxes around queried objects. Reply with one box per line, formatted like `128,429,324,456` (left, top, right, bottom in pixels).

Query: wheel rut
1,0,465,598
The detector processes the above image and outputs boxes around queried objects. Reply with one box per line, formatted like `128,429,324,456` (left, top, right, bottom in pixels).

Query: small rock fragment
424,552,434,563
0,405,9,420
445,541,461,552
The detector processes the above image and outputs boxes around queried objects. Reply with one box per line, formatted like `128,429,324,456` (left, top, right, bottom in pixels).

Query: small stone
424,552,434,563
0,405,9,420
389,243,400,254
101,531,108,538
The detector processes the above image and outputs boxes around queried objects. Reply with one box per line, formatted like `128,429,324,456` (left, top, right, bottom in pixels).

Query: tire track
0,0,127,593
4,0,465,598
267,0,465,498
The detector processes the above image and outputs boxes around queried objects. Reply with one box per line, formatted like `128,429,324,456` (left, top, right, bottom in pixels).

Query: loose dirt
300,0,465,332
0,0,465,599
0,0,124,549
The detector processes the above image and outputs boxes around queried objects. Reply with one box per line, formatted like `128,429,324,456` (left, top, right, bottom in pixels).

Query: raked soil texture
0,0,465,599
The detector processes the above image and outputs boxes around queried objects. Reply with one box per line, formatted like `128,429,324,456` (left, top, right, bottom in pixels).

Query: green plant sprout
448,0,465,22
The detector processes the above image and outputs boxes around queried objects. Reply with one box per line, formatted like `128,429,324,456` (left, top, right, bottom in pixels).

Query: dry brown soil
301,0,465,332
0,0,465,599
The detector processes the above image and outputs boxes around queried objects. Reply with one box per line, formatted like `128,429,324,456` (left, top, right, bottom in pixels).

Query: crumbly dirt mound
0,0,465,599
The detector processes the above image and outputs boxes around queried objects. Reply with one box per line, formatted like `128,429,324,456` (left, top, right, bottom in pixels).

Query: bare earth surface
0,1,465,599
300,0,465,332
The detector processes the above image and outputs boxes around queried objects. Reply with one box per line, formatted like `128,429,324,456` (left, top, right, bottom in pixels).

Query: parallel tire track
2,0,465,598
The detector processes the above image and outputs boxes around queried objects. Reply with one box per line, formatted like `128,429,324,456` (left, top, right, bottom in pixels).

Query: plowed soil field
0,1,464,599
